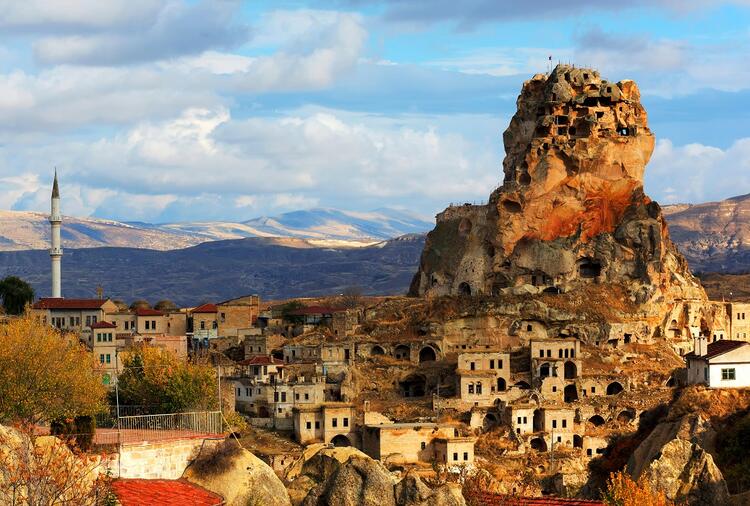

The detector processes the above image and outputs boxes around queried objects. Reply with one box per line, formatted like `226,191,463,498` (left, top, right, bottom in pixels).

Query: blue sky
0,0,748,223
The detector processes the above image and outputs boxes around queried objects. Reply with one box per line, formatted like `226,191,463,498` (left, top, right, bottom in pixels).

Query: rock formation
410,65,705,309
183,440,291,506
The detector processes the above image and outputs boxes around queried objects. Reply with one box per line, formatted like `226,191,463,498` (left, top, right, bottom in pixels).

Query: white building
685,337,750,388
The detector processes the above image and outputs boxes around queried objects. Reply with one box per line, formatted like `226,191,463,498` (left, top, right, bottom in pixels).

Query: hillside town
2,64,750,506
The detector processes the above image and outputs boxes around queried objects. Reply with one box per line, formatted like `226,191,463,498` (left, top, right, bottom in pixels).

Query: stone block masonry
110,437,222,479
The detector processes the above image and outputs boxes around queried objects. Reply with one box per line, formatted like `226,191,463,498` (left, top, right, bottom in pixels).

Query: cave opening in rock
564,384,579,403
418,346,437,363
399,374,427,398
578,258,602,278
606,382,624,395
371,345,385,356
331,435,351,447
458,282,472,296
588,415,605,427
394,344,410,361
530,437,547,452
502,200,523,213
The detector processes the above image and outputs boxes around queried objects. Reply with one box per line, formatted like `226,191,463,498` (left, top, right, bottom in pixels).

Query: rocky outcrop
183,440,291,506
627,414,728,505
286,445,466,506
410,65,705,314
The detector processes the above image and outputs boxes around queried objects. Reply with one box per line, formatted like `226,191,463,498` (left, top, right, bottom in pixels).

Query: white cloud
0,0,162,31
646,138,750,204
1,107,500,221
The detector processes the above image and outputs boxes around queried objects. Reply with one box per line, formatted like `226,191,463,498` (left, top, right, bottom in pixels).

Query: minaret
50,170,62,298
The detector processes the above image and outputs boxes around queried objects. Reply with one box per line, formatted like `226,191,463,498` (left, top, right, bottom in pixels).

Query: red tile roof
135,308,165,316
684,339,748,360
32,298,109,310
192,303,218,314
90,321,117,329
112,479,223,506
238,355,284,366
471,493,603,505
288,305,345,316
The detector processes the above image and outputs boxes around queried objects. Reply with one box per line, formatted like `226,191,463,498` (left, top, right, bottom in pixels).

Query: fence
112,411,223,445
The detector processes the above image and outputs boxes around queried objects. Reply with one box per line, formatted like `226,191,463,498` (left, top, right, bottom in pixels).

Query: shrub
602,471,673,506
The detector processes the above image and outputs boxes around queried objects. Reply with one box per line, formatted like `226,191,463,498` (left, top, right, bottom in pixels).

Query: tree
0,426,113,505
0,276,34,315
0,316,106,427
338,286,364,309
280,300,306,324
154,299,178,312
116,346,217,413
602,471,673,506
129,299,151,311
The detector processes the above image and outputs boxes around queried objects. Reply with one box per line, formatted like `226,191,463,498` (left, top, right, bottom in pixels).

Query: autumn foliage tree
116,345,218,413
0,315,106,427
602,471,674,506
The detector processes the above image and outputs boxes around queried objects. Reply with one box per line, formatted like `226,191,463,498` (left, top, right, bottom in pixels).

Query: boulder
394,471,466,506
301,452,396,506
183,440,291,506
641,439,728,506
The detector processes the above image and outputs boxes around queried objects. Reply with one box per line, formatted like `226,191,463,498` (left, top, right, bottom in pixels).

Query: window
70,317,75,326
499,359,503,369
463,452,468,461
305,393,309,400
468,384,474,394
421,442,426,450
591,387,596,394
274,392,279,402
306,422,312,429
539,350,544,358
476,382,482,394
200,321,205,330
571,349,575,358
343,417,349,427
281,392,287,402
221,312,226,322
526,324,532,332
97,333,101,342
564,349,569,358
558,349,563,358
245,388,250,396
722,368,736,380
278,408,282,413
99,354,104,364
295,393,300,400
151,320,156,329
470,362,475,371
315,421,320,429
552,420,557,429
562,419,567,428
453,452,458,461
86,316,91,326
523,417,527,423
557,436,562,443
490,359,495,369
552,386,557,392
332,418,338,428
236,388,241,396
517,416,522,424
546,350,551,358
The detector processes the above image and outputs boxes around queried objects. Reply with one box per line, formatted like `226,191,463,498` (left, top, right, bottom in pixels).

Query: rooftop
135,308,165,317
32,297,110,310
111,479,222,506
90,321,117,329
238,355,284,366
191,303,218,314
684,339,749,360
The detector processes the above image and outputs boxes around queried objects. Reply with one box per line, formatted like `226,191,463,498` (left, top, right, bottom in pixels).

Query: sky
0,0,749,223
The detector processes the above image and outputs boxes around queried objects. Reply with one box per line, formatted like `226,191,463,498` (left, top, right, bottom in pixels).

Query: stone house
457,350,511,406
727,302,750,341
217,295,261,338
506,404,535,435
361,423,472,466
32,297,119,337
243,330,267,356
190,303,219,339
434,437,477,468
293,403,357,446
91,321,119,386
685,337,750,388
536,407,576,448
237,355,285,383
530,338,581,381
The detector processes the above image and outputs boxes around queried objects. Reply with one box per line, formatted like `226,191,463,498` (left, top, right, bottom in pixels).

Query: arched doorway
533,409,543,432
530,437,547,452
588,415,605,427
564,361,577,379
394,345,410,361
419,346,437,363
482,413,499,431
458,282,472,296
540,363,551,378
564,384,578,403
331,435,351,447
573,435,583,448
399,375,426,398
497,378,507,392
617,410,635,424
606,382,624,395
371,345,385,356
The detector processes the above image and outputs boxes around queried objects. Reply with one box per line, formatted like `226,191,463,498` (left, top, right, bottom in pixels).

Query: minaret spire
49,169,62,298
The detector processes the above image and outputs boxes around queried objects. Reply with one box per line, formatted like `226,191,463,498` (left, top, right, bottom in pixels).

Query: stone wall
110,438,220,479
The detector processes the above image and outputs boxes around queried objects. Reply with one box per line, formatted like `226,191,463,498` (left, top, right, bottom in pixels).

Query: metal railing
110,411,223,445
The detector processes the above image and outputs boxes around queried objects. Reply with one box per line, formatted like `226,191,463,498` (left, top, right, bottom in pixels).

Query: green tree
117,345,217,413
280,300,306,324
0,276,35,315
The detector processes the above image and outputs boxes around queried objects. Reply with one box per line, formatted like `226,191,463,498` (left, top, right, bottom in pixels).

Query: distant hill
0,235,426,306
0,208,434,252
663,193,750,273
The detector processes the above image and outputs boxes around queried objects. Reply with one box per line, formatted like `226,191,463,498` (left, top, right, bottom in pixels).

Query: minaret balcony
50,247,63,256
49,215,62,223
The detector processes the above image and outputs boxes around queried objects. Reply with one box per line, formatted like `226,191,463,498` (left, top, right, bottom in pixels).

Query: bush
51,415,96,451
190,439,244,477
602,471,673,506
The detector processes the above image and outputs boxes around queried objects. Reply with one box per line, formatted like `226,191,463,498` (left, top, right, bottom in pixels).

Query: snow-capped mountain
0,208,434,251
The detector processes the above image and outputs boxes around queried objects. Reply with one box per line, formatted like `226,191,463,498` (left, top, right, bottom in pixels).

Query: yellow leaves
0,315,107,426
603,471,675,506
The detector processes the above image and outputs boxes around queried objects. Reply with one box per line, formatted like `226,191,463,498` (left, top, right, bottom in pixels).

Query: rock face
410,65,704,308
286,445,466,506
183,441,291,506
627,414,728,505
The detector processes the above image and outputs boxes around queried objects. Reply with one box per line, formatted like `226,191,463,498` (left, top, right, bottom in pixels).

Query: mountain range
0,208,434,251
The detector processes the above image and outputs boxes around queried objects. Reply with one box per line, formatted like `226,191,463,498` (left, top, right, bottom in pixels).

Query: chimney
693,336,708,357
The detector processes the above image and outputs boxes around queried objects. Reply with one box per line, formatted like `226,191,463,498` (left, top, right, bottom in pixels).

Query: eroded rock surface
410,65,704,313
